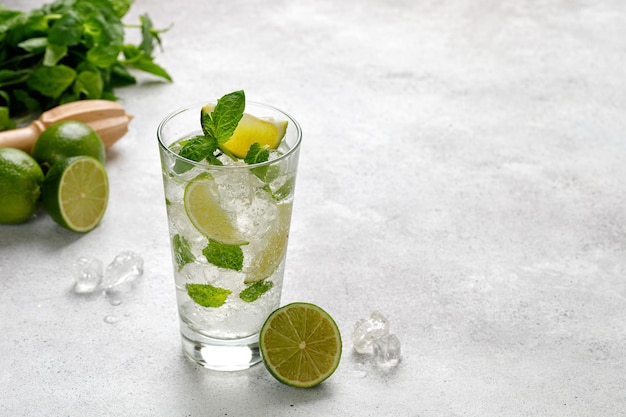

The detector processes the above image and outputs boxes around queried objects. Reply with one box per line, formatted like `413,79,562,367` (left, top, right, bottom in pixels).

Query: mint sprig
179,90,245,164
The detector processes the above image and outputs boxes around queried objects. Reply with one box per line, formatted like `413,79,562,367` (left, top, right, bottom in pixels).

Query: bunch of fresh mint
0,0,172,130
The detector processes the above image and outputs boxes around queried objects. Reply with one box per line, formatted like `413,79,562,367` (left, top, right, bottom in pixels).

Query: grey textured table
1,0,625,416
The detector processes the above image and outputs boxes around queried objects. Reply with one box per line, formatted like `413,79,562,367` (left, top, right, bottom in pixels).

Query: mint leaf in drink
244,143,270,165
202,239,244,271
271,177,296,201
186,283,231,308
173,234,195,271
239,280,274,303
179,135,218,162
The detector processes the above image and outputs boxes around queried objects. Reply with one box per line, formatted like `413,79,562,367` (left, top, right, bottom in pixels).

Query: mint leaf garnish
212,90,245,144
172,234,195,271
186,283,231,308
178,135,217,162
244,143,270,165
202,239,244,271
239,280,274,303
178,90,245,164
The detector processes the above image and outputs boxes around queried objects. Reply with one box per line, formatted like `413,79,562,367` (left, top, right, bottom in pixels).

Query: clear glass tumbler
157,101,302,370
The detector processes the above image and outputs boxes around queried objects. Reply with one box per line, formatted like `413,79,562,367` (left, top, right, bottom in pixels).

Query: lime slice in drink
42,156,109,233
245,203,292,283
203,104,287,158
184,175,246,244
259,303,342,388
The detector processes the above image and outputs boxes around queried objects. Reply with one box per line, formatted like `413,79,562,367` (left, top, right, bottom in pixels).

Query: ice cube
352,311,389,354
101,251,144,295
372,334,401,369
72,256,103,294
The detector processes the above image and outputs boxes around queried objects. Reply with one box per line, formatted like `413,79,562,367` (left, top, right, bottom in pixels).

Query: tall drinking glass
157,101,302,370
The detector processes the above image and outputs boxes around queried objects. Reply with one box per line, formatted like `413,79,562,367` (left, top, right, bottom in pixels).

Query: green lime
259,302,342,388
202,104,287,158
245,203,292,283
42,156,109,232
32,121,105,171
0,147,44,224
183,175,247,244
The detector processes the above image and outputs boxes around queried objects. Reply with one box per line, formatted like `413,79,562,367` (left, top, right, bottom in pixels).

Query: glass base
180,326,262,371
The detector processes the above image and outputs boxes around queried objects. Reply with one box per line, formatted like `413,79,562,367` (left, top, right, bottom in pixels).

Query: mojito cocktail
157,92,301,370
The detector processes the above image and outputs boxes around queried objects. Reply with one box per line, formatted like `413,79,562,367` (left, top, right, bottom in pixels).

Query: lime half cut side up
259,303,342,388
184,175,247,245
42,156,109,233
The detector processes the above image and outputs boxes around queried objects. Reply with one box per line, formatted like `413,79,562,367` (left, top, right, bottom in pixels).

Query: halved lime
203,104,287,158
245,203,292,283
259,302,342,388
42,156,108,233
184,175,246,244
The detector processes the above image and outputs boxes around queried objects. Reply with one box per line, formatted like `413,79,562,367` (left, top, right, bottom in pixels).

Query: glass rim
157,100,302,170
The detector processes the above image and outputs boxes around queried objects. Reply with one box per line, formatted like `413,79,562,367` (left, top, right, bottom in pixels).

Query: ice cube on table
101,251,144,294
352,311,389,354
372,334,401,369
72,257,103,294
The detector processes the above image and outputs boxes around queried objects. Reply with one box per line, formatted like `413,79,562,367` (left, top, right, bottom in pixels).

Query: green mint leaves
179,90,245,164
202,239,244,271
244,143,270,165
186,280,272,307
240,280,274,303
0,0,172,127
208,90,246,144
186,283,231,308
172,234,195,271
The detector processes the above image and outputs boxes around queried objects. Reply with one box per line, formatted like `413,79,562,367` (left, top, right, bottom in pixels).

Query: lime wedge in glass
184,175,246,244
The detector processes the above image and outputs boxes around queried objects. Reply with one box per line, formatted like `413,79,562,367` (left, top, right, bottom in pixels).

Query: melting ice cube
372,334,401,369
352,311,389,355
72,256,103,294
101,251,144,296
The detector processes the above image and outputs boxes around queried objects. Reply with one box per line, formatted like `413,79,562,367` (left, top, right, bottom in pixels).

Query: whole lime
0,147,44,224
32,121,105,170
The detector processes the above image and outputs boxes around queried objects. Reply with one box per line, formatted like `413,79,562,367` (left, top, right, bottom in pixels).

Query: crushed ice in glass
352,311,401,369
72,256,103,294
101,250,144,295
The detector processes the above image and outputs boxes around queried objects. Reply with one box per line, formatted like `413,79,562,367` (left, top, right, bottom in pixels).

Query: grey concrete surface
1,0,625,416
